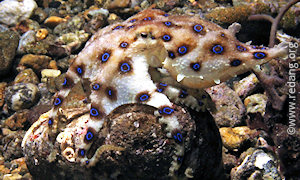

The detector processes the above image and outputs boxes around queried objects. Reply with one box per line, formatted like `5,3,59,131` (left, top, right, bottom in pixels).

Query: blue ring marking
120,42,128,48
193,24,203,32
128,25,135,29
85,131,94,141
130,19,137,23
168,51,175,58
236,45,246,52
92,83,100,90
157,88,163,92
120,63,131,72
101,52,110,62
139,94,149,101
162,35,171,41
48,119,53,125
143,17,152,21
177,157,183,162
192,63,201,71
254,52,266,59
179,90,188,98
164,21,172,26
77,67,82,74
162,107,174,115
80,149,85,156
113,26,123,30
198,100,204,106
62,78,67,86
178,46,187,55
173,132,183,142
230,59,241,66
90,108,99,117
86,160,89,164
54,97,62,106
108,89,112,96
212,44,224,54
202,95,206,99
164,13,169,17
159,82,167,86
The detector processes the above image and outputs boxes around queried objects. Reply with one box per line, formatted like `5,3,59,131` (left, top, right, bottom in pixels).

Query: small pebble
18,54,52,73
36,28,49,40
219,126,257,150
244,94,267,116
44,16,66,28
5,83,40,112
0,0,37,26
14,69,39,84
234,73,259,98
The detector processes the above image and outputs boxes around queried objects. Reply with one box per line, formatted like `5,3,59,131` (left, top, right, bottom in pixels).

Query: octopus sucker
22,8,287,177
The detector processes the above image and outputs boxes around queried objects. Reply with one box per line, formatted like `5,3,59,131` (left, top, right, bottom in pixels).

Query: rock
31,7,48,23
234,73,259,98
5,83,40,112
22,103,224,179
35,28,49,41
4,110,30,130
231,148,281,180
244,94,268,116
10,158,29,176
17,30,36,54
0,31,20,76
53,16,86,35
3,173,22,180
219,126,257,150
0,0,37,26
15,19,40,34
206,83,245,127
17,30,51,55
41,69,61,92
1,130,26,160
0,82,8,107
14,69,39,84
44,16,66,28
18,54,52,73
56,30,90,54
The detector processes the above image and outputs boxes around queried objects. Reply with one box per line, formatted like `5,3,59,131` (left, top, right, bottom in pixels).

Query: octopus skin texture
22,8,287,177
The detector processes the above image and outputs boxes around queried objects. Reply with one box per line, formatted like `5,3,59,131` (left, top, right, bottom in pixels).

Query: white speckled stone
0,0,37,26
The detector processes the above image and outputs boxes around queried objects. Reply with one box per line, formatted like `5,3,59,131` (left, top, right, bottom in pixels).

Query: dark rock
5,83,40,112
23,104,224,179
0,30,20,76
